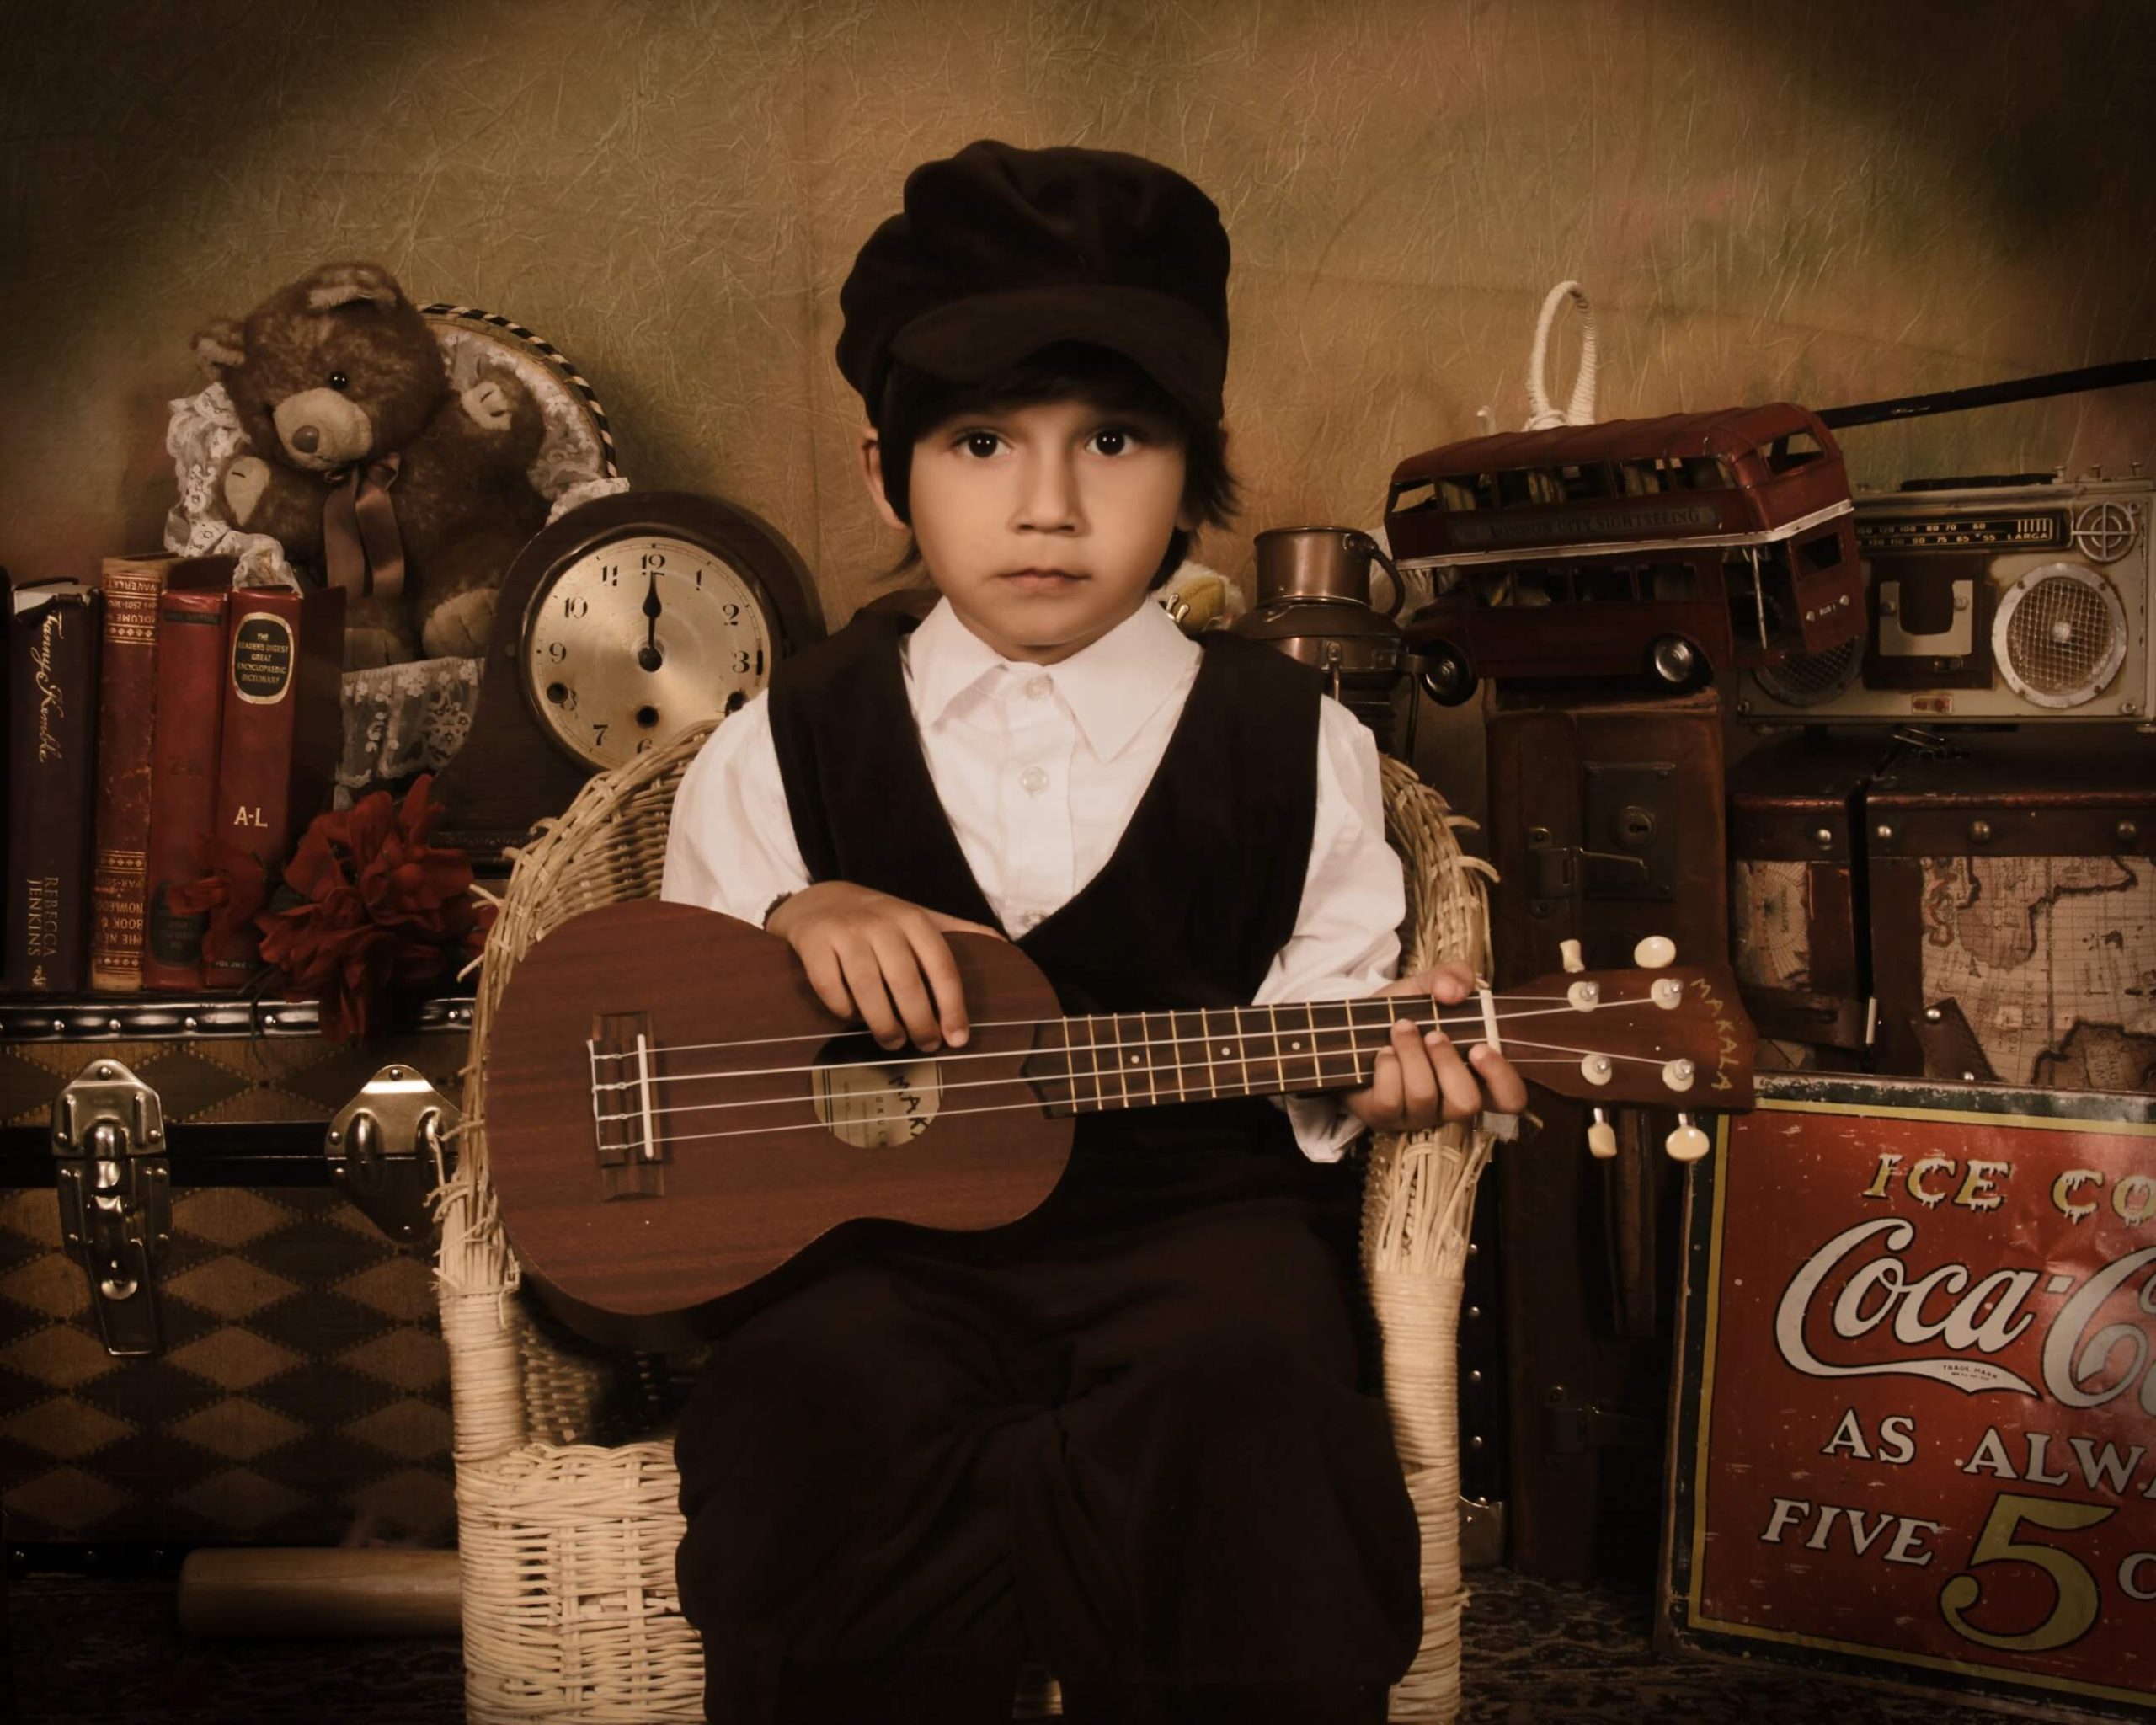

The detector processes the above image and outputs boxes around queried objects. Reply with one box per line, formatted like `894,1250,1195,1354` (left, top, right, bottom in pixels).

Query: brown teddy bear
193,260,549,667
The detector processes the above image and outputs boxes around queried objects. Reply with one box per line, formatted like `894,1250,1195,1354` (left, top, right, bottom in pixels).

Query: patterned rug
6,1570,464,1723
5,1567,2015,1722
1455,1571,2008,1723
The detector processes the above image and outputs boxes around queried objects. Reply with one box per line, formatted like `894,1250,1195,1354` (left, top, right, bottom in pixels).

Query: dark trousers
673,1182,1422,1725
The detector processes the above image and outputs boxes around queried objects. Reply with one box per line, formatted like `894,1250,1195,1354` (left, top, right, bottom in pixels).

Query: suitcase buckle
325,1064,460,1249
49,1058,172,1357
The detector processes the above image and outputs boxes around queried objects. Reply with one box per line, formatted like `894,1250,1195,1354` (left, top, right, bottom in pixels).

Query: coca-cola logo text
1775,1219,2156,1410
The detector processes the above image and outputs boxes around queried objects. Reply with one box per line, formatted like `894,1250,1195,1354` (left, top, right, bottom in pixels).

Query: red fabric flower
250,774,496,1039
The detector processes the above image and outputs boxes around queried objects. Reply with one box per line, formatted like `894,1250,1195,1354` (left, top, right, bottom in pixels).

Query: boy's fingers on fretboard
1428,1036,1486,1122
1376,962,1471,1003
1468,1043,1529,1114
1356,1046,1401,1119
1391,1019,1440,1118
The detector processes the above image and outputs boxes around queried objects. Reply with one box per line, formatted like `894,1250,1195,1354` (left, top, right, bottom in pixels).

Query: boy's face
862,396,1198,665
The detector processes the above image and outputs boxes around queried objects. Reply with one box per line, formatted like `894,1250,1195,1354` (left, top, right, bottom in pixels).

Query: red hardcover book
88,553,178,991
5,578,103,993
202,584,344,989
140,563,240,991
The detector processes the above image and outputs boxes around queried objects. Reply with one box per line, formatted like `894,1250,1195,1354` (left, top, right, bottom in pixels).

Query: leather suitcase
1726,731,1903,1067
1483,688,1728,1581
1866,729,2156,1091
0,997,470,1567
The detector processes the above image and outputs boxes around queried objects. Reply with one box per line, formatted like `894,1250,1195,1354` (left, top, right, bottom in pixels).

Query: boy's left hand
1342,961,1529,1135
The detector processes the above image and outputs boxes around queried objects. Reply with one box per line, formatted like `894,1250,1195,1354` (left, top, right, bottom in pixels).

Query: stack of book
3,557,344,996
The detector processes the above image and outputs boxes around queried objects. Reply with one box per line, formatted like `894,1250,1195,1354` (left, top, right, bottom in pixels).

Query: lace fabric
337,656,486,809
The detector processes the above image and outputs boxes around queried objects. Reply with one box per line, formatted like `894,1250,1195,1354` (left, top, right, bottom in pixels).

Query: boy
660,140,1526,1725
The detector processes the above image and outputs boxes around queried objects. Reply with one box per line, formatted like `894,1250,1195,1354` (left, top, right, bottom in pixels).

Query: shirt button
1025,676,1052,701
1017,910,1043,931
1020,766,1049,794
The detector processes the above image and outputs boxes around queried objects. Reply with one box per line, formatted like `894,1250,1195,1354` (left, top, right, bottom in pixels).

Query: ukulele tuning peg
1588,1107,1617,1159
1560,938,1586,975
1633,935,1677,970
1664,1113,1710,1162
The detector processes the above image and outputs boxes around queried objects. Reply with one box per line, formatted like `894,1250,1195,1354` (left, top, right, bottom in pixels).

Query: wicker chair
435,716,1497,1723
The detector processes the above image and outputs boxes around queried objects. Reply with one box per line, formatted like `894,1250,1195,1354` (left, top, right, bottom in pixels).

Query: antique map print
1732,860,1812,992
1920,855,2155,1090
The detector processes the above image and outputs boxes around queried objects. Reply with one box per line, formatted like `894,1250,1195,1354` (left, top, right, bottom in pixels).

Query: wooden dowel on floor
176,1548,461,1638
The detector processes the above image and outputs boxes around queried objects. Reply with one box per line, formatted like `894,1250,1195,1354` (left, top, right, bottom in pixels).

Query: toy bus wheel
1416,645,1477,707
1647,633,1708,690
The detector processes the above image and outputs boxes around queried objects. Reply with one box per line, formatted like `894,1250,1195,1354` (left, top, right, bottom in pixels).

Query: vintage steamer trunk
1726,731,1903,1065
1486,687,1730,1578
1866,730,2156,1093
1730,728,2156,1089
0,998,470,1566
1664,1073,2156,1718
1725,733,1897,1056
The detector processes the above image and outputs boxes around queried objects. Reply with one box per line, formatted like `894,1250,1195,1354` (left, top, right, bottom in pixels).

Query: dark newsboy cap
837,139,1230,425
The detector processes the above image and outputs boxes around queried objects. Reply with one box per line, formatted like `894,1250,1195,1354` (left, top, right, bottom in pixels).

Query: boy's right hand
764,883,1003,1052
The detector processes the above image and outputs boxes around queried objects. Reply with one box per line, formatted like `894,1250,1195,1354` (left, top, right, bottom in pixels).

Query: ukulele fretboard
1027,998,1471,1112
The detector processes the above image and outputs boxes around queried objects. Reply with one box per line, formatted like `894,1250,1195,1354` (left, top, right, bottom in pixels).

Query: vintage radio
1739,472,2153,724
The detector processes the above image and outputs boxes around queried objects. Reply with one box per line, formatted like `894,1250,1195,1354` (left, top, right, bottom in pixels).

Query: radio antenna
1817,356,2156,430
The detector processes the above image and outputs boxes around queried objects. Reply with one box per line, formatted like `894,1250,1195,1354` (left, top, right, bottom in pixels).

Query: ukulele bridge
588,1011,665,1200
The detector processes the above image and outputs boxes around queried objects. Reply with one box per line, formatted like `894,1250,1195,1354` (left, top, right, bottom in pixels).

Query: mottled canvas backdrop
3,0,2152,632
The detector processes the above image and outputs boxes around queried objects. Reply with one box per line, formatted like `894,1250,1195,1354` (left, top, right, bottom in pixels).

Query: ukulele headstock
1504,936,1755,1162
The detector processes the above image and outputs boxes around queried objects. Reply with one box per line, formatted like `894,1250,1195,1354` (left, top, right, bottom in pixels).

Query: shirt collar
905,595,1200,761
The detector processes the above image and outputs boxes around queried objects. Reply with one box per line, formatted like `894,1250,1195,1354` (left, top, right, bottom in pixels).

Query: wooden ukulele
483,900,1755,1347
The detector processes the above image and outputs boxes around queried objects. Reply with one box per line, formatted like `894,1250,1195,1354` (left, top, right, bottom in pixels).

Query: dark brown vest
766,606,1339,1226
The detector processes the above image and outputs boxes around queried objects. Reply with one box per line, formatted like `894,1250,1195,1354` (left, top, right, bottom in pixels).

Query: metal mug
1251,526,1404,617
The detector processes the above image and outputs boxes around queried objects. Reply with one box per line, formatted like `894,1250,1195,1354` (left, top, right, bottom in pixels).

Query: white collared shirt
660,596,1406,1162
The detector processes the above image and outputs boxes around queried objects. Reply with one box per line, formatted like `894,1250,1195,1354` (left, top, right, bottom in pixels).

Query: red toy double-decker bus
1385,403,1865,702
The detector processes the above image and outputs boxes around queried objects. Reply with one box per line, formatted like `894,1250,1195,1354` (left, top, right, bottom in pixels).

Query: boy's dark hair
873,342,1239,590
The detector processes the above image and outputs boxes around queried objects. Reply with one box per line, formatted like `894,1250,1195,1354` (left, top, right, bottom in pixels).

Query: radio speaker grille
1993,563,2128,708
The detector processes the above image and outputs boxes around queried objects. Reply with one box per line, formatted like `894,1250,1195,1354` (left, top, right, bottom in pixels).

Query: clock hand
638,569,663,671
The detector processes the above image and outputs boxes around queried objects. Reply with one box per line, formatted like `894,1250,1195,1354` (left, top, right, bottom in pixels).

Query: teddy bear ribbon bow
323,451,407,601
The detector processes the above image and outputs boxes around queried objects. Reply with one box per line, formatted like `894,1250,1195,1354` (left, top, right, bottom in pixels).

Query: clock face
521,532,776,771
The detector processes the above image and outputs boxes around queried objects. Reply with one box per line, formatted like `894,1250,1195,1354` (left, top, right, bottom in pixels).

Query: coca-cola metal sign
1666,1075,2156,1717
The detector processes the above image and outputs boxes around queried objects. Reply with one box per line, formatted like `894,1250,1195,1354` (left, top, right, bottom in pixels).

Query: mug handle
1354,533,1406,618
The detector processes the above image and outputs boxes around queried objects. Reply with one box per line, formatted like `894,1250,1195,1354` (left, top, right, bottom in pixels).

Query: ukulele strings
594,1042,1657,1130
644,1052,1620,1149
590,994,1670,1093
586,992,1584,1064
590,1014,1677,1128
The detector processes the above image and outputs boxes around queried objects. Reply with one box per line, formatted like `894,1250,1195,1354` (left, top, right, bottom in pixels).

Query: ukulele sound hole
810,1034,943,1149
